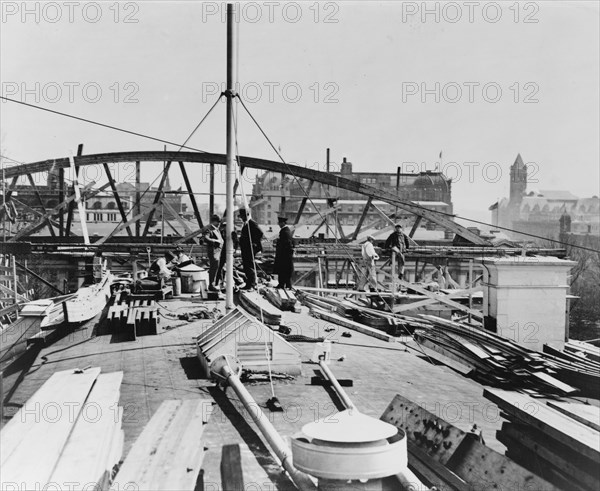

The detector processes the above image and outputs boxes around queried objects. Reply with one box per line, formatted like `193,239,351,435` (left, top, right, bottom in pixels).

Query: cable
0,96,209,153
229,100,276,399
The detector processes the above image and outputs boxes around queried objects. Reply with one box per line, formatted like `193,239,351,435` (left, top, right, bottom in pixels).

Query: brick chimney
341,157,353,175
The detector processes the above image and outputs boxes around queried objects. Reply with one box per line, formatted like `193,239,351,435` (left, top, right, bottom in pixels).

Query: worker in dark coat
384,223,410,280
274,215,294,289
202,214,223,291
238,208,263,290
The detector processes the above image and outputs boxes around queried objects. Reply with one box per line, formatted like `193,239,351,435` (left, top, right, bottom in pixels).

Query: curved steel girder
5,151,489,245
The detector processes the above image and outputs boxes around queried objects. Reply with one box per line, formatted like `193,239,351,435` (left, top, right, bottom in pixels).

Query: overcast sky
1,1,598,225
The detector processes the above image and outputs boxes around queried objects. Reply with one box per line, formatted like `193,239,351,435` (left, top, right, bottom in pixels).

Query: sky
1,1,599,226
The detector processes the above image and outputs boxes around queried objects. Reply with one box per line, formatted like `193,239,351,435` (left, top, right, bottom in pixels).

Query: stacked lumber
415,315,598,397
263,287,300,312
564,339,600,363
486,388,600,491
106,291,158,340
111,399,212,490
381,393,559,491
296,290,430,337
0,368,124,490
239,290,281,326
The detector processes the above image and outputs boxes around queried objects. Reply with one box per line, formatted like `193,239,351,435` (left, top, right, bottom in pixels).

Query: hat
165,251,175,261
277,215,288,222
367,235,375,241
394,223,402,228
210,214,221,223
174,246,183,253
238,207,248,215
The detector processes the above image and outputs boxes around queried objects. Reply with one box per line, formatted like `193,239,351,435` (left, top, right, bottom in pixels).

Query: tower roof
512,153,526,169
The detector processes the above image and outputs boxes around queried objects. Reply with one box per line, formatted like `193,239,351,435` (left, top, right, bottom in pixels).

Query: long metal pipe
225,4,237,309
220,365,317,491
317,359,356,411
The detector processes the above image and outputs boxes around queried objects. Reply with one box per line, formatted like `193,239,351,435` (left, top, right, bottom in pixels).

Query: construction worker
359,235,379,291
238,208,263,290
385,223,410,281
172,246,192,268
149,251,175,281
203,214,224,291
274,215,294,289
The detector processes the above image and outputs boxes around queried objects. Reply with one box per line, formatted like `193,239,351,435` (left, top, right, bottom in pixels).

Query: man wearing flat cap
274,215,294,289
385,223,410,281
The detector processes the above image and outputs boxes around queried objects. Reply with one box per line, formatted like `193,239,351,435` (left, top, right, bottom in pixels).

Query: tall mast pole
225,3,237,309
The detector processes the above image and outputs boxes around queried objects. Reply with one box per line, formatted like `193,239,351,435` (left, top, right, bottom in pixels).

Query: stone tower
509,153,527,205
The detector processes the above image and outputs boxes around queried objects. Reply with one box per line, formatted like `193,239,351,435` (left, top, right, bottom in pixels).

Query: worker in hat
149,251,175,281
274,215,294,289
202,214,224,291
238,208,264,290
359,235,379,291
385,223,410,282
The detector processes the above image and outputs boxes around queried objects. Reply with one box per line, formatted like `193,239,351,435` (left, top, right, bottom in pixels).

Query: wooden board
313,308,397,343
111,398,212,490
49,372,124,489
484,388,600,462
0,368,102,488
546,401,600,432
500,422,599,489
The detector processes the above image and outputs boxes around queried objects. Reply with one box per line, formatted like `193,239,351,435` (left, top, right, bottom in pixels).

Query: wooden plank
408,441,470,491
0,368,102,487
484,388,600,462
221,444,244,491
314,308,397,343
546,401,600,432
398,280,483,319
49,372,124,489
500,422,599,489
111,399,211,490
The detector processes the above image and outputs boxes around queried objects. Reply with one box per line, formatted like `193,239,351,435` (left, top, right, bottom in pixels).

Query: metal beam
293,180,314,225
178,161,203,229
11,182,107,241
142,161,172,237
6,151,489,245
26,173,55,237
103,163,133,237
409,216,423,238
352,196,373,240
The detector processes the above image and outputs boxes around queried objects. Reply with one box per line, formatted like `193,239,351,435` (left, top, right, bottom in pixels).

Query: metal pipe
220,365,317,491
225,4,237,309
317,359,356,411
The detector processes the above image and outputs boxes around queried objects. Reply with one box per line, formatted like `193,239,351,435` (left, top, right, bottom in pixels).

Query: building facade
490,154,599,241
250,158,453,232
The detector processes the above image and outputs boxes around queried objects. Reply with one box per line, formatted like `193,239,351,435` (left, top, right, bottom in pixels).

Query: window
106,202,116,210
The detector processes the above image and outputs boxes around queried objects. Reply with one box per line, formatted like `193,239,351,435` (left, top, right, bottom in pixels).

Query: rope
236,94,437,364
229,100,276,399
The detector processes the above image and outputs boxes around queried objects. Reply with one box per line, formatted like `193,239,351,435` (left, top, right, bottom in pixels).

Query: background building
250,157,453,235
490,154,599,241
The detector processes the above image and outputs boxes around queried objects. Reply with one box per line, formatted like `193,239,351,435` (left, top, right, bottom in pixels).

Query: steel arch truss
2,151,489,246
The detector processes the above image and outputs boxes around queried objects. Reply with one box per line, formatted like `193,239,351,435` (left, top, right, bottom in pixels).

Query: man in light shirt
360,235,379,291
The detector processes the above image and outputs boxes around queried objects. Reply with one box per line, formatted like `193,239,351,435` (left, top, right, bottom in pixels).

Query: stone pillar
478,256,576,352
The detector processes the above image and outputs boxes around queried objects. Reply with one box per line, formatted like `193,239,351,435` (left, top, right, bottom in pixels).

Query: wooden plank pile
111,399,212,490
105,291,158,340
414,315,599,397
0,367,124,490
296,290,430,338
486,388,600,491
263,287,300,312
564,339,600,363
381,393,559,491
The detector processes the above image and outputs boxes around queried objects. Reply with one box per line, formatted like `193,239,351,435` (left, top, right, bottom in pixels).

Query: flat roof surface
1,296,526,489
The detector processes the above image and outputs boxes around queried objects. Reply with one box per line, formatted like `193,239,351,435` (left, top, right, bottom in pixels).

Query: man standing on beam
385,223,410,282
